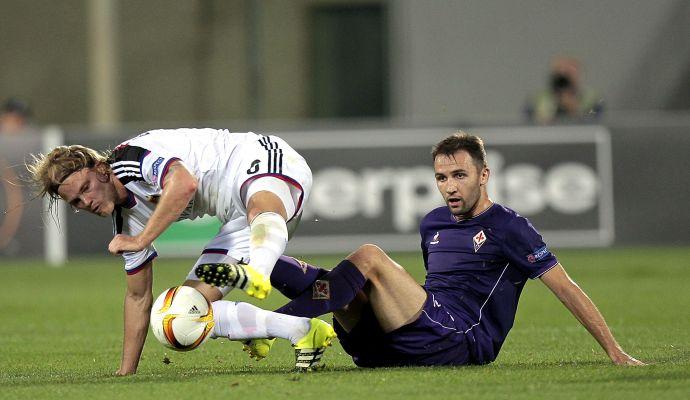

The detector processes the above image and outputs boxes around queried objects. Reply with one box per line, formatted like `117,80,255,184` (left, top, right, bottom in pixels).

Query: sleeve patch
151,157,165,182
526,245,550,264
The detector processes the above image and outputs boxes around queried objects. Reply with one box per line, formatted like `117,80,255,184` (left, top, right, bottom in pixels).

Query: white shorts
184,134,312,296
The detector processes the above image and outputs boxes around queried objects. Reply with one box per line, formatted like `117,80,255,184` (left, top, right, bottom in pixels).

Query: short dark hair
1,98,32,118
431,131,487,169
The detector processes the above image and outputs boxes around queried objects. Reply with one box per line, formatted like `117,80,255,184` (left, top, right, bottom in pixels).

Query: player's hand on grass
108,234,146,254
115,368,136,376
610,351,646,366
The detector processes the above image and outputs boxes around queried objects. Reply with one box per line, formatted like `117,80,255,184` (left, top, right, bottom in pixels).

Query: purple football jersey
420,203,558,364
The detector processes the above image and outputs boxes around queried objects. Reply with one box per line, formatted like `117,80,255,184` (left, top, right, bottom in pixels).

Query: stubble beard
448,191,481,219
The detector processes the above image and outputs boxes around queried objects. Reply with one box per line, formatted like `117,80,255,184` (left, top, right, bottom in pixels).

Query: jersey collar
451,202,495,223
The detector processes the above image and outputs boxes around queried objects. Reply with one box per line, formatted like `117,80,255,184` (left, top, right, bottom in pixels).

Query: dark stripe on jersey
108,145,149,185
278,149,283,173
108,144,149,164
258,136,283,173
267,146,273,173
139,149,151,165
201,248,229,255
112,206,124,234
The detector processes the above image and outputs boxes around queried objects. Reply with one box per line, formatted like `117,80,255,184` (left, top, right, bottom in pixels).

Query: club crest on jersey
430,232,440,245
313,280,330,300
473,230,487,252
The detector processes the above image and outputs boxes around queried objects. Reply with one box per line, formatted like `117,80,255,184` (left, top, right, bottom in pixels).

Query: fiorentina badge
312,280,331,300
473,230,486,252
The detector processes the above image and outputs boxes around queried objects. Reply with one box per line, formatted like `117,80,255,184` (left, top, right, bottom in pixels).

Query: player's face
57,168,119,217
434,150,489,217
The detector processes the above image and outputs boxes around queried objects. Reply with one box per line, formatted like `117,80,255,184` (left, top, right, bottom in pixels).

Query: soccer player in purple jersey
229,132,644,367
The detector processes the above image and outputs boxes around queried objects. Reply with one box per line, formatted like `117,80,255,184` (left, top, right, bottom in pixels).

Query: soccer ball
150,286,215,351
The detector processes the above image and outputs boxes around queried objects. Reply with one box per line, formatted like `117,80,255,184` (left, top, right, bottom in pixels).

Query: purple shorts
333,290,471,367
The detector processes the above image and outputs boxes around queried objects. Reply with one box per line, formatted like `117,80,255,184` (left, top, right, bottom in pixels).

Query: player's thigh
347,244,427,333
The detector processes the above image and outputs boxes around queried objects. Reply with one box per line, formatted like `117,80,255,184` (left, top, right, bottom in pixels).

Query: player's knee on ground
346,244,390,280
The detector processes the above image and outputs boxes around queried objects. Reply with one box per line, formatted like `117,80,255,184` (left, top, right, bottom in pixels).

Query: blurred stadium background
1,1,689,398
1,0,689,261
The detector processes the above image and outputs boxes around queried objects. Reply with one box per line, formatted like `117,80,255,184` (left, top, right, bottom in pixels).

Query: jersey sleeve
502,216,558,279
112,207,158,275
109,144,180,189
419,218,430,271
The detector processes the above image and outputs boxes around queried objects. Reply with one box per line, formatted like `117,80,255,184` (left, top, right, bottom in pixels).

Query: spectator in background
0,98,33,135
525,57,604,125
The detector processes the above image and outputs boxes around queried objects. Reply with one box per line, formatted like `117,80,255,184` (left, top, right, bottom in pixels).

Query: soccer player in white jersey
28,128,336,375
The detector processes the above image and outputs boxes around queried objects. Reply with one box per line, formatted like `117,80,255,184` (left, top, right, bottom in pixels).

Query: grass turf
1,247,688,399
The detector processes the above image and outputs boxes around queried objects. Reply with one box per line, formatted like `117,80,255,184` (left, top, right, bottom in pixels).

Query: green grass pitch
1,247,689,399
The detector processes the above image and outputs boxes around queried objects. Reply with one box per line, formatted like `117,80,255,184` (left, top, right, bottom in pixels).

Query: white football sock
249,212,288,277
211,300,310,344
266,312,311,345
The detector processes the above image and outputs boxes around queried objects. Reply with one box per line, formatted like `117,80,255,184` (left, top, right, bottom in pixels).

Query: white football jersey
107,128,311,274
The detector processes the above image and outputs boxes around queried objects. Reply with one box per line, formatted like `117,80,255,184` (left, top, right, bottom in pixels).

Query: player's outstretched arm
108,161,197,254
540,264,645,366
117,262,154,376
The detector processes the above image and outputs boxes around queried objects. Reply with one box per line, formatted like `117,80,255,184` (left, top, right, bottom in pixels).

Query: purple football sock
270,256,329,299
274,259,366,318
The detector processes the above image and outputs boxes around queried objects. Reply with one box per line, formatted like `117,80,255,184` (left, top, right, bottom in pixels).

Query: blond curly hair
27,145,109,202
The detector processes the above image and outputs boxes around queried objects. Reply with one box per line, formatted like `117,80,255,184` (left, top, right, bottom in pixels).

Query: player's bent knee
347,243,383,264
347,244,388,278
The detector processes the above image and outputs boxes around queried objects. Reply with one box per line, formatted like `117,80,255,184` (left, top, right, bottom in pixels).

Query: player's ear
480,167,490,186
94,162,112,181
